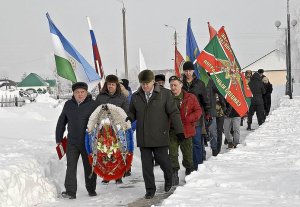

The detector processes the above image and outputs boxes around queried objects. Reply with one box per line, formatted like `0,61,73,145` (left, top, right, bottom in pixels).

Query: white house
243,49,286,85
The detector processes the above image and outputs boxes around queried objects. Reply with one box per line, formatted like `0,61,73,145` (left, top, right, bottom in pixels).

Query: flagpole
164,24,178,74
86,16,102,92
122,3,129,79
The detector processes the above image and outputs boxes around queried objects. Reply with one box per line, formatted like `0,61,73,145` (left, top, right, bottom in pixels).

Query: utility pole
122,3,128,79
286,0,292,99
275,0,297,99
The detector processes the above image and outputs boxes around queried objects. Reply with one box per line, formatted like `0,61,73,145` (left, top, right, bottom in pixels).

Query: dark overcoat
129,84,183,147
249,72,266,105
56,95,97,145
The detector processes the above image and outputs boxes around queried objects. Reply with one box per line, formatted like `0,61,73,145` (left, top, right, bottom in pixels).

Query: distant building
17,73,56,94
0,79,17,90
45,79,57,94
243,49,286,85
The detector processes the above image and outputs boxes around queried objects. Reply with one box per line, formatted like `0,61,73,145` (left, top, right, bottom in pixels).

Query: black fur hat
138,70,154,83
72,82,88,91
155,74,166,82
258,69,264,74
121,78,129,90
183,61,194,71
105,74,119,83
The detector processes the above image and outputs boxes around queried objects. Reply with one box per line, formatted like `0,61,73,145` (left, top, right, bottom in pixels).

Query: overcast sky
0,0,299,81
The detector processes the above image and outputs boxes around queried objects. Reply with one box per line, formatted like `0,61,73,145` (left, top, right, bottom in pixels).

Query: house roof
17,73,49,87
0,79,17,87
242,49,286,72
45,79,56,87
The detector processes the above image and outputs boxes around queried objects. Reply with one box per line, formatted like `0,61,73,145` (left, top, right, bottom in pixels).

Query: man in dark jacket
206,75,220,156
128,69,184,199
96,74,129,184
247,72,266,130
96,74,129,114
56,82,97,199
262,76,273,116
155,74,166,87
182,61,211,170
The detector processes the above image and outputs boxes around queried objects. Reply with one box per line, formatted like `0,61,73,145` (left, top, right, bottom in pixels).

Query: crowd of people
55,62,273,200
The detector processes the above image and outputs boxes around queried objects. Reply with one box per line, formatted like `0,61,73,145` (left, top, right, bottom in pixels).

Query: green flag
196,33,249,117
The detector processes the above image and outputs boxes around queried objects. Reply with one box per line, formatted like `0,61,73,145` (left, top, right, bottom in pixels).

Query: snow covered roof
45,79,56,87
0,79,17,87
17,73,49,87
242,49,286,72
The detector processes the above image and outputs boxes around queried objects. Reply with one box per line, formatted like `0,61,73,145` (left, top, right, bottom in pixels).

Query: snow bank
0,154,56,207
162,96,300,206
0,102,64,207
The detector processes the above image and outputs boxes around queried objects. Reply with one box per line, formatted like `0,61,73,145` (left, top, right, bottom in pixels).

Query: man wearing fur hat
56,82,98,199
182,61,211,171
95,74,129,184
155,74,166,87
128,69,184,199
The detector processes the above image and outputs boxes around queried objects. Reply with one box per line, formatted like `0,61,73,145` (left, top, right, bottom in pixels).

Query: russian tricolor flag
87,17,105,80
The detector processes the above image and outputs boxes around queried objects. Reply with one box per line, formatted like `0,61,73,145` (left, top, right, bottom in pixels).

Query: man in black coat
96,74,129,114
56,82,98,199
247,72,266,130
205,75,221,156
182,61,211,170
262,76,273,116
128,69,184,199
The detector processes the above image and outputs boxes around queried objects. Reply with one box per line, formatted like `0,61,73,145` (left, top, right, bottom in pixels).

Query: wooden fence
1,93,72,107
0,95,34,107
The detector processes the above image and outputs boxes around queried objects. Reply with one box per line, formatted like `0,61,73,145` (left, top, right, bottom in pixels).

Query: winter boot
212,149,219,156
172,169,179,186
224,139,228,145
246,123,252,131
185,168,193,176
228,142,234,149
61,191,76,199
115,178,123,184
101,179,109,184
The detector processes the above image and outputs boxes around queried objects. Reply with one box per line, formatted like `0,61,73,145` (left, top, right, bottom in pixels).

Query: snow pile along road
163,96,300,207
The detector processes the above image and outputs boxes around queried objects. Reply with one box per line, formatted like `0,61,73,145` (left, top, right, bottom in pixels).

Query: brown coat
129,84,183,147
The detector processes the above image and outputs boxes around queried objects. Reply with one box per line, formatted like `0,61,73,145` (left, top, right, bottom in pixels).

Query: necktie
146,92,151,103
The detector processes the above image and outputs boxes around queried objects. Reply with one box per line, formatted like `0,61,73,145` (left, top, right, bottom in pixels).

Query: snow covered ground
0,84,300,207
163,86,300,207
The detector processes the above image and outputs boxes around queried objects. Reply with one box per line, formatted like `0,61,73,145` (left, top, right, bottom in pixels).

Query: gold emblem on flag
68,57,76,70
218,59,241,85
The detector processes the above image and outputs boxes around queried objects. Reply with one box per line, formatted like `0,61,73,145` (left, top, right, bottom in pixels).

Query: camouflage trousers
169,130,193,171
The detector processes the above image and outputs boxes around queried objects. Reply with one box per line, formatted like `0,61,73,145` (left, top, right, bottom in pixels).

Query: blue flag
186,18,209,85
186,18,200,78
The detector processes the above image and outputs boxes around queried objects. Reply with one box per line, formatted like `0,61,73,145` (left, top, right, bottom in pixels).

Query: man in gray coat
128,69,184,199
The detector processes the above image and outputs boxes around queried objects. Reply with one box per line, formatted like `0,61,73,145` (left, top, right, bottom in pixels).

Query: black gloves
125,117,132,123
176,133,185,142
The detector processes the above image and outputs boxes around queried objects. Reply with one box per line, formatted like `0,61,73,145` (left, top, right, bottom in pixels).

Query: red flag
208,22,217,40
56,136,67,160
175,46,185,77
217,27,252,98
